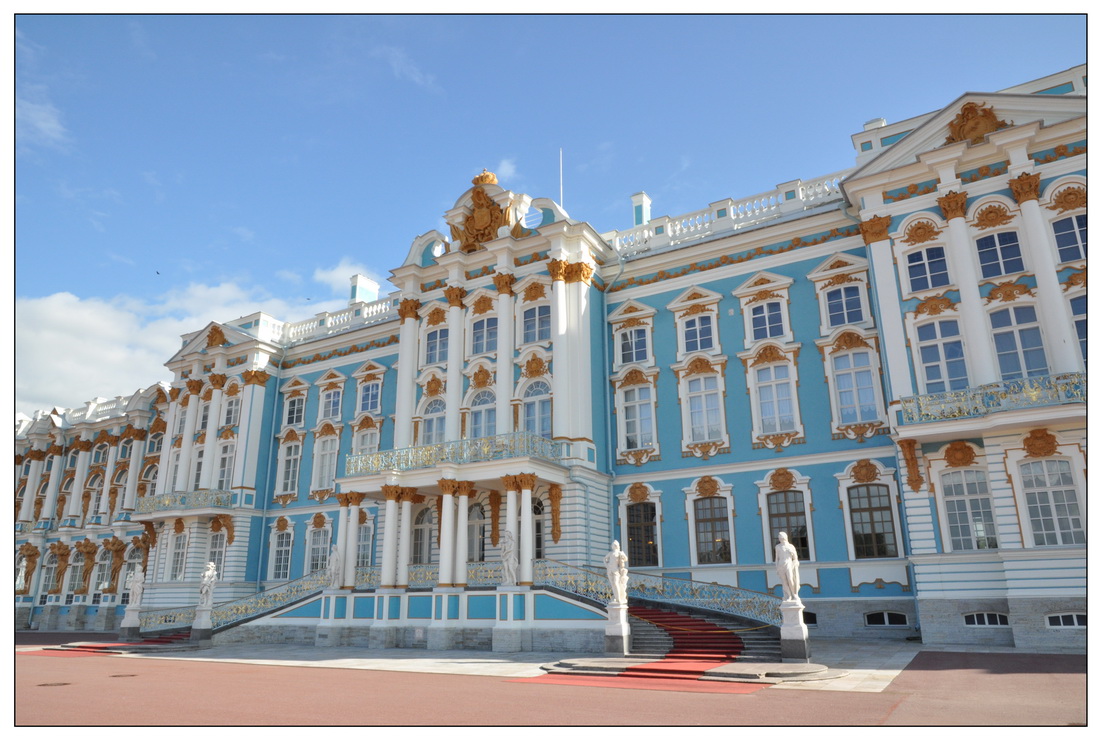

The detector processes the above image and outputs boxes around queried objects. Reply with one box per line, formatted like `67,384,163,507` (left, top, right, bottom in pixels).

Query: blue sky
12,13,1087,417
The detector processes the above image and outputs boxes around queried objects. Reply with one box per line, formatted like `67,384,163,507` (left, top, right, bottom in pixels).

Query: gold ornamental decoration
1023,428,1058,458
746,290,783,305
937,191,969,221
523,282,546,302
186,379,204,396
1062,269,1086,292
243,370,270,386
489,490,502,546
523,356,548,378
565,262,594,284
985,281,1034,304
1008,172,1041,204
169,388,182,401
493,273,515,296
944,441,977,468
900,220,943,246
206,326,227,347
548,484,562,543
830,331,872,355
275,516,290,531
516,473,537,491
426,306,447,326
174,518,185,534
1047,185,1086,214
33,497,44,522
696,476,720,498
750,344,788,367
451,183,510,253
425,375,444,398
444,286,467,307
681,356,718,379
859,215,891,245
897,439,924,491
757,431,800,451
309,489,334,503
944,101,1010,145
355,416,378,431
208,373,227,390
678,303,712,319
48,542,71,594
617,369,653,388
972,203,1014,230
311,512,327,529
914,295,956,317
852,459,880,484
398,298,422,321
382,485,401,502
131,532,153,573
100,535,127,593
74,538,98,595
108,488,118,519
471,367,493,389
686,441,724,460
315,422,339,438
211,514,236,544
547,259,568,282
472,295,496,315
627,483,650,503
769,468,796,492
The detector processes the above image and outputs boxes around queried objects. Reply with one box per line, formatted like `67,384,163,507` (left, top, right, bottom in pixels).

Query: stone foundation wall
212,623,316,645
916,597,1014,646
1008,596,1087,652
801,598,919,640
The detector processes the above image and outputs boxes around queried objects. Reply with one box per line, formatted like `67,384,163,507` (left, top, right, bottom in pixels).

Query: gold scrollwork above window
1047,185,1086,214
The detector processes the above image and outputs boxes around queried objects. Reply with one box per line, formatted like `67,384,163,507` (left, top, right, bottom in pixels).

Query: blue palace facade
15,65,1086,652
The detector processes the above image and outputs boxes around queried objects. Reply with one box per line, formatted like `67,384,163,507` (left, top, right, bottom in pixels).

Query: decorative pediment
280,377,310,396
807,253,869,285
608,299,656,328
351,360,389,383
666,285,722,316
733,271,793,299
167,321,252,364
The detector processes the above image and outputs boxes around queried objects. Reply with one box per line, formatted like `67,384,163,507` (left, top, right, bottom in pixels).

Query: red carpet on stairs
621,606,745,681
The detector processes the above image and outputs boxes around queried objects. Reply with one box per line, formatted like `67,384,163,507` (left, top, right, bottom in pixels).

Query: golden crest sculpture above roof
449,169,514,253
944,101,1010,145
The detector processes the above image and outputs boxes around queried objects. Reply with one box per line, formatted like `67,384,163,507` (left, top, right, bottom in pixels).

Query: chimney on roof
631,192,652,226
350,274,380,305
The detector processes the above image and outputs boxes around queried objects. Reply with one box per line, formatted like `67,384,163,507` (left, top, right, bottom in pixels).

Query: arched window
523,381,552,439
626,502,658,567
39,553,58,604
412,509,432,564
66,449,79,468
469,390,496,439
119,439,132,459
422,399,446,445
92,444,108,465
67,552,85,594
147,433,163,455
141,464,159,498
468,503,487,562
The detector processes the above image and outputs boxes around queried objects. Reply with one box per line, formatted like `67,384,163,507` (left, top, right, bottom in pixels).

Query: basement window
865,611,908,627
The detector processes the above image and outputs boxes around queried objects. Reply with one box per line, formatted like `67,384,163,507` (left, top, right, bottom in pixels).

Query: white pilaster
157,397,180,492
380,487,400,588
865,233,915,401
941,212,1000,385
396,495,413,588
122,437,146,512
99,445,119,519
445,294,465,441
454,486,470,587
438,490,455,586
550,270,570,439
174,393,200,492
232,375,268,495
495,283,514,434
394,305,421,449
198,383,225,490
41,449,64,525
19,452,45,523
344,495,363,588
519,478,534,586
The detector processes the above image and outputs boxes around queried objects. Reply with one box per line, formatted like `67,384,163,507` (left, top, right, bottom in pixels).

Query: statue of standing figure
15,556,27,593
603,541,629,604
499,531,518,586
327,544,342,589
126,566,146,608
198,562,218,608
774,532,802,603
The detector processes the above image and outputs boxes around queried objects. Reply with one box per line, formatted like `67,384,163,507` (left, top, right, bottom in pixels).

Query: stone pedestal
779,599,810,662
190,605,212,647
604,602,631,656
492,586,531,653
93,596,119,631
119,604,142,641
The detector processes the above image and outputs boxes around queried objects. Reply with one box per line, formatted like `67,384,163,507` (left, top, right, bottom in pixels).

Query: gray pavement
16,631,1084,694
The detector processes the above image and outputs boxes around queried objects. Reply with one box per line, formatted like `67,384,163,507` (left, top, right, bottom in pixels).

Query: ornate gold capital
243,369,270,387
493,273,515,296
501,475,519,492
565,262,594,284
516,473,537,491
937,191,969,221
444,286,467,307
346,491,366,507
186,379,204,396
547,259,568,282
859,215,891,245
1008,172,1041,204
208,373,227,390
398,298,422,321
437,478,460,496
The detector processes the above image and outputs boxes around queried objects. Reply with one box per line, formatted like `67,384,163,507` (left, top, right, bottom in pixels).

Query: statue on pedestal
126,567,145,608
198,562,218,609
603,541,629,604
499,531,518,586
775,532,802,603
327,544,342,589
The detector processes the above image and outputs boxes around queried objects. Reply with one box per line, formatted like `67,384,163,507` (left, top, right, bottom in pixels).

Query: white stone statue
499,531,518,586
126,566,146,607
775,531,802,603
327,544,342,589
198,562,218,608
15,556,27,593
603,540,629,604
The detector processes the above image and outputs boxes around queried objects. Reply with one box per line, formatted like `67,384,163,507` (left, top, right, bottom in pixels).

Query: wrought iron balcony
134,490,235,514
900,373,1086,425
345,432,565,476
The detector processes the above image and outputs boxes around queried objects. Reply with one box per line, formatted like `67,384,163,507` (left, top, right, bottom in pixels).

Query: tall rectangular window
216,443,234,489
191,449,204,490
832,351,878,424
320,389,342,420
622,386,654,449
285,397,304,427
359,381,381,414
683,315,714,352
357,524,374,568
523,306,550,343
472,317,498,355
906,246,950,292
686,376,722,442
767,490,810,560
425,329,449,365
694,497,731,564
619,327,649,364
308,529,329,573
1051,214,1086,262
208,531,227,577
627,502,658,567
826,286,864,326
1021,460,1084,546
272,531,292,580
991,306,1048,380
222,397,240,426
976,231,1025,279
848,484,898,558
280,444,300,493
170,533,188,580
756,365,795,433
312,437,338,491
917,320,969,392
942,470,997,550
1070,295,1087,364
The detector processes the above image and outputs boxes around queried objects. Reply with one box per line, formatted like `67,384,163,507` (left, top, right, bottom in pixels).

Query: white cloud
496,158,518,181
15,96,69,150
370,46,438,91
276,269,302,284
312,258,386,297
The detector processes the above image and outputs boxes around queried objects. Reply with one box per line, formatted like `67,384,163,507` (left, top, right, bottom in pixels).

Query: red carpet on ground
510,674,765,694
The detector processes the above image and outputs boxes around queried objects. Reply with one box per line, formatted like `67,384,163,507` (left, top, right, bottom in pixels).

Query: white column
18,450,45,523
518,474,535,586
98,444,119,519
454,483,471,587
122,437,146,512
174,387,201,492
550,265,570,439
1014,190,1082,373
41,447,64,525
495,279,514,434
334,497,351,588
444,288,465,441
572,266,594,442
198,379,226,490
344,494,364,588
157,396,181,491
503,476,518,553
69,445,91,515
380,486,400,588
394,301,421,449
938,199,1000,386
438,484,456,586
233,372,269,494
396,491,414,588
